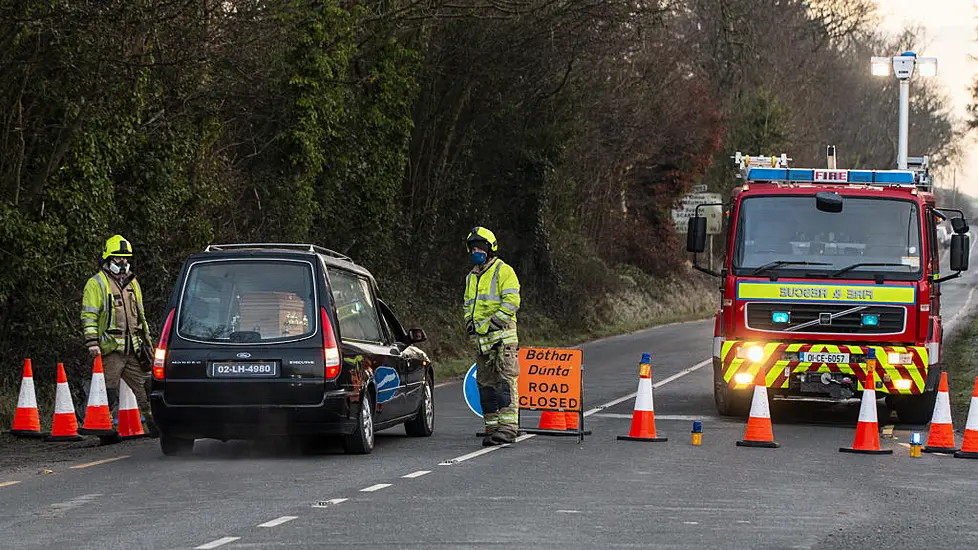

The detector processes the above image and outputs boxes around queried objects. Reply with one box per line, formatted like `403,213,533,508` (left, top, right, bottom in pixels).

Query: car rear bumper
150,390,358,439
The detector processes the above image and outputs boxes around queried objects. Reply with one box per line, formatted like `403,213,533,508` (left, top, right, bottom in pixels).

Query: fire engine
686,149,971,423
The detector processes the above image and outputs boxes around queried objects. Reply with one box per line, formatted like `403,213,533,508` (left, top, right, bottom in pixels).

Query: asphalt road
1,246,977,549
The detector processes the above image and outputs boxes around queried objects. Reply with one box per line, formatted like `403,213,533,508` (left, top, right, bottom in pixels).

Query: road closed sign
517,347,583,412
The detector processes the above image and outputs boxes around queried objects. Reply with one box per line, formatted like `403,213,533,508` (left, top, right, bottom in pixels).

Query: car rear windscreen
177,259,318,344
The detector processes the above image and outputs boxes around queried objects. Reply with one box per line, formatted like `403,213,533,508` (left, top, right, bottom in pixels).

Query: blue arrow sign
463,363,482,417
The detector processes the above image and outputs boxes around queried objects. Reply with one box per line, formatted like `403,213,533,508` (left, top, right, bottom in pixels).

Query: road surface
1,247,976,549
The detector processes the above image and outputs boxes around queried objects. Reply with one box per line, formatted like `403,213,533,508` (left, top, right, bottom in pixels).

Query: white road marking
360,483,392,492
948,286,977,328
583,359,712,417
684,521,700,525
402,470,431,479
195,537,240,549
258,516,298,528
439,358,711,466
556,510,582,514
591,413,723,421
41,493,102,519
0,481,20,488
312,498,348,508
70,455,129,469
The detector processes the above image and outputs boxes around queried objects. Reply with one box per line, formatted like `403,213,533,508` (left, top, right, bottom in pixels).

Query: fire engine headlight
734,373,754,385
746,346,765,363
894,379,913,391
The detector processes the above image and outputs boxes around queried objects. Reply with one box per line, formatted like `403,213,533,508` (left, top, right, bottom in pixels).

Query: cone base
617,435,667,442
78,428,117,436
737,439,780,448
923,446,959,454
45,434,84,442
120,433,148,440
839,446,893,455
9,430,47,438
953,450,978,459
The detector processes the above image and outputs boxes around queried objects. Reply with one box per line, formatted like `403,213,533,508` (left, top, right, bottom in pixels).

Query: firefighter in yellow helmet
80,235,159,440
463,227,521,446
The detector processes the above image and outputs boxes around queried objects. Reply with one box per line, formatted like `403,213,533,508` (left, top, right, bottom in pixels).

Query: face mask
108,259,129,275
471,251,487,265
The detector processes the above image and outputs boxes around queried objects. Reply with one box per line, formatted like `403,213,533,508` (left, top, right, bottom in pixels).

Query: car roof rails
203,243,354,263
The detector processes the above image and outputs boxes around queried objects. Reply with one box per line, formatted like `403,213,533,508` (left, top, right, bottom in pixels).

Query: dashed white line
70,455,130,469
0,481,20,488
195,537,240,549
360,483,392,492
438,358,712,466
312,498,348,508
402,470,431,479
258,516,298,528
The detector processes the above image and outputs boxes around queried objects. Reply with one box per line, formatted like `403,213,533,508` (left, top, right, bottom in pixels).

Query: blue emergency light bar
746,168,916,185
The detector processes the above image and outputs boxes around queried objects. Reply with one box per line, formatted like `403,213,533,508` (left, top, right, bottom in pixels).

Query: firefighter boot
491,431,516,445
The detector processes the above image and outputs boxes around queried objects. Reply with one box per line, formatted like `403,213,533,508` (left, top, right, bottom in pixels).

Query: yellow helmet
465,226,498,253
102,235,134,260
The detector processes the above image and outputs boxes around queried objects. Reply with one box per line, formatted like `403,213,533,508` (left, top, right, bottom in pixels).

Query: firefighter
463,227,521,446
81,234,159,440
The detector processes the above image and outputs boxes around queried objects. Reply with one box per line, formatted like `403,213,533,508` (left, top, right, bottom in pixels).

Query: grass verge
945,312,978,424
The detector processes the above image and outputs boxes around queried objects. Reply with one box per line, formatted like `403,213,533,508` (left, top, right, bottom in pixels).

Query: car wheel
343,393,375,454
714,362,750,417
895,391,937,425
405,375,434,437
160,434,194,456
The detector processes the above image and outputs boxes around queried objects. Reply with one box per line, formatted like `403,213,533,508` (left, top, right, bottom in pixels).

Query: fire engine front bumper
719,340,931,396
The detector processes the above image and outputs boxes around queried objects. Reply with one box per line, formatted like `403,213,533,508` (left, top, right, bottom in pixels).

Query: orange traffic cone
840,355,892,455
9,359,46,438
736,367,779,448
538,410,567,430
78,355,116,436
117,379,145,439
954,377,978,459
46,363,83,442
923,371,958,454
617,353,666,442
564,412,579,430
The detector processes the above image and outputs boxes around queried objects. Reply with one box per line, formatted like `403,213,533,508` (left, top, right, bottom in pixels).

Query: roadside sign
692,184,708,193
671,192,723,234
517,347,588,441
463,364,482,417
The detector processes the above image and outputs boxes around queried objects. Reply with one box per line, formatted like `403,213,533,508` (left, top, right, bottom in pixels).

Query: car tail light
321,307,341,380
153,308,176,380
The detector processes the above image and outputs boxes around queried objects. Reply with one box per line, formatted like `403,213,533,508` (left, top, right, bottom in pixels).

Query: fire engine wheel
714,364,751,417
893,391,938,425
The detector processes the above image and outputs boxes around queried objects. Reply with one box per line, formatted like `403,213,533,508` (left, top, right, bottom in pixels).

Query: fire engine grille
745,302,906,334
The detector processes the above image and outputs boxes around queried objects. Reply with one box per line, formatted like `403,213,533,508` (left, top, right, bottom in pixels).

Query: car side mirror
686,217,707,253
407,328,427,344
951,233,970,272
951,217,970,234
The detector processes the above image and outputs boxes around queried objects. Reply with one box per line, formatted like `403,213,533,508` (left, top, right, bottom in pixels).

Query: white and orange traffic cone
923,371,958,454
617,353,667,442
840,354,892,455
46,363,83,442
9,358,47,438
78,355,117,437
117,379,145,440
954,377,978,459
736,367,779,448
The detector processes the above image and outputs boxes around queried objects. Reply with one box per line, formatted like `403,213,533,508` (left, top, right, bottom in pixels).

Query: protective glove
87,345,101,358
489,316,508,330
465,320,476,336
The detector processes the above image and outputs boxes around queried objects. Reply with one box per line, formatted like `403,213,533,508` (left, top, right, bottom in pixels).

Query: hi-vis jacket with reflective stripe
463,257,521,354
81,270,152,356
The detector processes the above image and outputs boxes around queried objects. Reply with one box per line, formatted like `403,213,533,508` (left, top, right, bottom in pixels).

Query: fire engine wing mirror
950,233,970,272
815,192,843,213
686,217,707,253
951,217,969,234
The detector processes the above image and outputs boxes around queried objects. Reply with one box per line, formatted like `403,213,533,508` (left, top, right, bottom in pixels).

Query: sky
873,0,978,196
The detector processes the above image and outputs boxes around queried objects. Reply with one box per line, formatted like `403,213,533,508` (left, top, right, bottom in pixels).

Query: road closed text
517,347,583,412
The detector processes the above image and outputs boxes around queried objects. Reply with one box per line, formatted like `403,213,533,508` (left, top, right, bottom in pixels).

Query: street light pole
871,52,937,170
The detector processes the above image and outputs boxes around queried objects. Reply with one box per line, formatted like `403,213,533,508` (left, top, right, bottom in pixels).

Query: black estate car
149,243,434,456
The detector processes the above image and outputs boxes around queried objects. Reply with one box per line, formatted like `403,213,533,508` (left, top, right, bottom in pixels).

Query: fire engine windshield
732,195,922,280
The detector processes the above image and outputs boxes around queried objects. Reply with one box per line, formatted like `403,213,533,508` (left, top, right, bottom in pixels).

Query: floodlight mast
871,52,937,170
